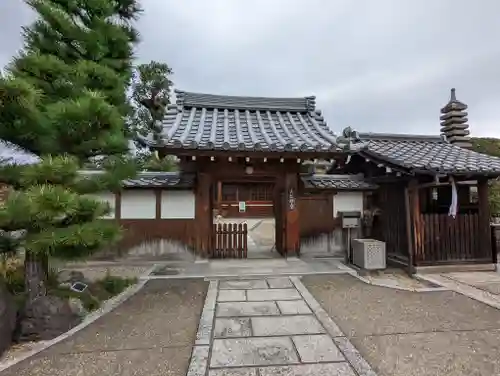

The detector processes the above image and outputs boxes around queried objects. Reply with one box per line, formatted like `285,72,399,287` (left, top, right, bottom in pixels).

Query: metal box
352,239,386,270
339,211,361,229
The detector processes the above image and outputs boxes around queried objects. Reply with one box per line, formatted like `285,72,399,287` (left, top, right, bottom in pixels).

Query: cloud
1,0,499,137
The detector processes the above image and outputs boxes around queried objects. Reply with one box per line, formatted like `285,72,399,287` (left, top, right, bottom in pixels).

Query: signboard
238,201,246,213
288,188,296,211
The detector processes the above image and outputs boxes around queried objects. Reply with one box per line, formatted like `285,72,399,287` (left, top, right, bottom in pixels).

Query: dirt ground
1,279,208,376
302,274,500,376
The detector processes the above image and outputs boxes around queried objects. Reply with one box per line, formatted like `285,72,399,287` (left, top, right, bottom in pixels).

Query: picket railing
212,223,248,258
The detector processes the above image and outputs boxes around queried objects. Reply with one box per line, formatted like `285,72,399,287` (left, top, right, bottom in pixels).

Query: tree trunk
24,251,47,306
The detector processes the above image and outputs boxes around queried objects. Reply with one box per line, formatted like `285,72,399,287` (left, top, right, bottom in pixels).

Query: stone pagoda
440,88,472,149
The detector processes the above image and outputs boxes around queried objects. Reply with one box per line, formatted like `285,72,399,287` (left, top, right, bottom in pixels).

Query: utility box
339,211,361,229
352,239,386,270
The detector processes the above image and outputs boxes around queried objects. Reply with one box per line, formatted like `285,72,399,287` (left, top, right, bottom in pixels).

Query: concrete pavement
303,274,500,376
1,279,208,376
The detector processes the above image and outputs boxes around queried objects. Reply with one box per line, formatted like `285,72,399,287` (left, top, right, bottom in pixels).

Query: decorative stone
19,295,81,341
219,280,268,290
68,297,88,317
214,318,252,338
247,289,301,301
217,302,280,317
251,315,325,336
218,290,246,302
258,363,356,376
57,270,88,284
267,278,293,288
292,335,344,363
277,300,311,315
0,284,16,356
210,337,299,367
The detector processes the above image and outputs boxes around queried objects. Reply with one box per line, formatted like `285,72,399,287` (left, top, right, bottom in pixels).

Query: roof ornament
336,126,368,152
450,88,457,102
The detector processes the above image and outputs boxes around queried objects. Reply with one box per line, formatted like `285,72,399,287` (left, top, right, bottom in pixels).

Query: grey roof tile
357,133,500,175
155,90,340,153
122,172,194,188
302,174,377,190
0,139,40,166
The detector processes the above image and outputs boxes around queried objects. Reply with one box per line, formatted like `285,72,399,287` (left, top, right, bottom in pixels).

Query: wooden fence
415,213,492,264
212,223,248,258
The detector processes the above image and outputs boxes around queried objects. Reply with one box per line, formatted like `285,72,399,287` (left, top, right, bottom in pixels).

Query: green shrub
97,273,137,296
50,286,100,312
3,264,24,295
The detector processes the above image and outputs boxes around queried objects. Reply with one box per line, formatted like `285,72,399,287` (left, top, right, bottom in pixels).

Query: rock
0,284,16,356
19,295,81,341
68,297,88,317
57,270,86,284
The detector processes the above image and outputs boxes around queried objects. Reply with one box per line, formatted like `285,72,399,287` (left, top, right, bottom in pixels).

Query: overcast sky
2,0,499,137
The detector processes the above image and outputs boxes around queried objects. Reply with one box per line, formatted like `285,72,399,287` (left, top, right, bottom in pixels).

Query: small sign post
238,201,246,213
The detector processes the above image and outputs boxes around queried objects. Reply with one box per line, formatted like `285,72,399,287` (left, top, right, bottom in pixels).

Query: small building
2,88,499,269
109,88,498,268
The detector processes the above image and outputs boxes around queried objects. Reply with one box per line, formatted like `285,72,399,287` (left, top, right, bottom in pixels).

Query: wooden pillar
195,172,213,257
155,190,162,219
477,178,492,260
408,180,422,265
404,181,416,272
284,172,300,257
273,178,284,255
114,191,122,220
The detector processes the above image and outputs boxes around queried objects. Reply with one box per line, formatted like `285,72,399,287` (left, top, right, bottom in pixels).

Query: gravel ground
1,279,208,376
302,274,500,376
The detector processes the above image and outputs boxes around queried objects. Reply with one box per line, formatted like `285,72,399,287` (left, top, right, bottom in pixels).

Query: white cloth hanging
448,177,458,218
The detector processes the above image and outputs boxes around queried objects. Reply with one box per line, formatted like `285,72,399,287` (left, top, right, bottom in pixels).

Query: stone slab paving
188,276,376,376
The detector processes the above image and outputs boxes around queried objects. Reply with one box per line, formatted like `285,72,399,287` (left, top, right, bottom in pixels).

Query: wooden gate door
211,223,248,258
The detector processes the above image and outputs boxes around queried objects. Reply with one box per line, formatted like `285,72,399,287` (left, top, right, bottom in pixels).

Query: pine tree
129,60,177,171
0,0,140,306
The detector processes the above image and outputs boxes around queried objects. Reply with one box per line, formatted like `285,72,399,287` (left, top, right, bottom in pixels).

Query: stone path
188,276,376,376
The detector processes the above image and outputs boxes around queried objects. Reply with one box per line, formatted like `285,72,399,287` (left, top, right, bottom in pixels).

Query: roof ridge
174,89,316,112
358,132,445,143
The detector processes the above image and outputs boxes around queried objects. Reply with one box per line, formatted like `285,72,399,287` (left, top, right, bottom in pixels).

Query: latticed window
219,183,273,202
249,184,273,201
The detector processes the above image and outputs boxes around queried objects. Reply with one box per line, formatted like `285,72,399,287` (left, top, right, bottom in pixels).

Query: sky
1,0,499,137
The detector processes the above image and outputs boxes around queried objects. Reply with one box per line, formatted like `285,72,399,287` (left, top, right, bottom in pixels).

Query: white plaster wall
333,192,364,217
300,227,361,258
91,192,115,219
121,190,156,219
161,190,195,219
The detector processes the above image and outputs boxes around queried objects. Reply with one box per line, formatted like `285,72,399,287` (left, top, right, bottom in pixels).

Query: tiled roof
356,133,500,175
153,90,340,153
122,172,194,188
302,174,377,190
0,139,39,166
